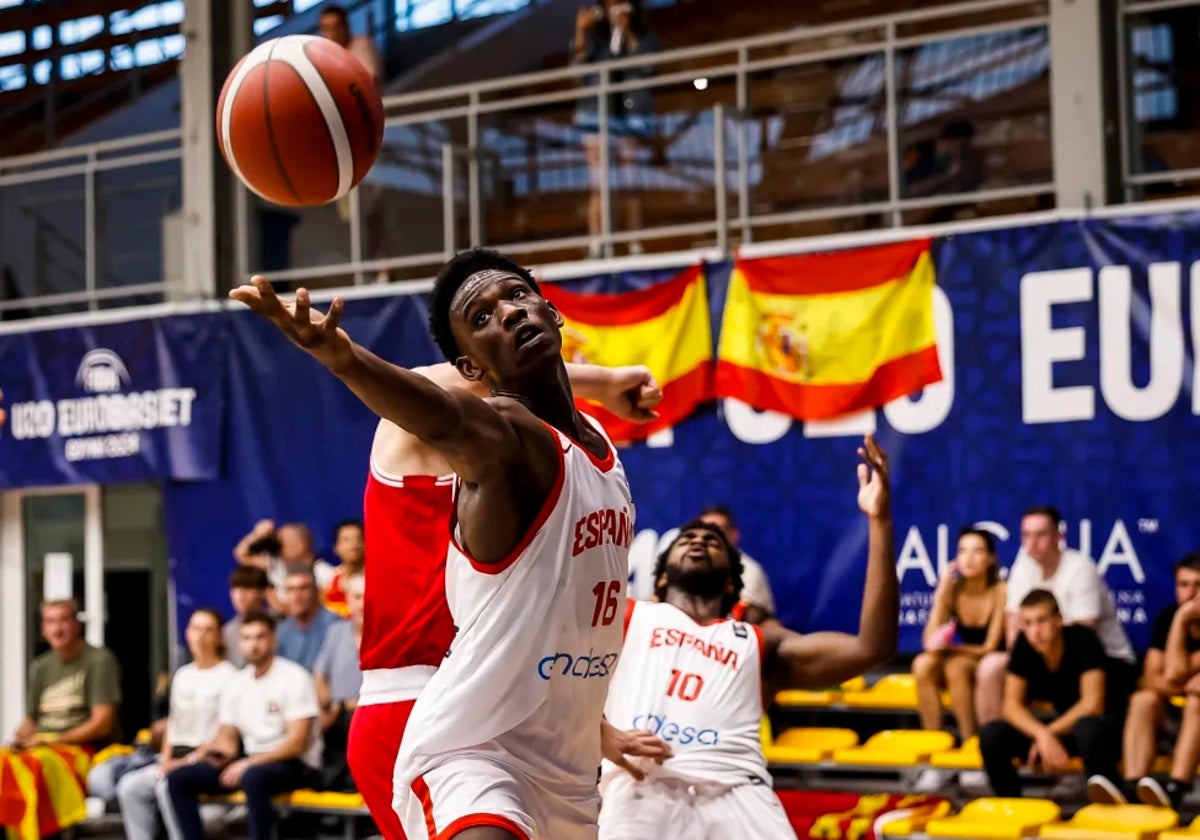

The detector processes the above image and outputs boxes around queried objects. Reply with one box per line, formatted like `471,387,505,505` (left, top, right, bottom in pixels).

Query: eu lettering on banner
0,316,226,489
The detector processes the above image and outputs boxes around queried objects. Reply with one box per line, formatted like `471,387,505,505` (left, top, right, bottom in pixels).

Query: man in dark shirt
1103,553,1200,806
978,589,1120,798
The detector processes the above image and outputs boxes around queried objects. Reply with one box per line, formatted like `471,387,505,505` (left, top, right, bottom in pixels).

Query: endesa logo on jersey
632,713,719,746
537,649,620,681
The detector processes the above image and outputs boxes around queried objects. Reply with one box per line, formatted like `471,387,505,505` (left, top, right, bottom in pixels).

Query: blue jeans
166,759,313,840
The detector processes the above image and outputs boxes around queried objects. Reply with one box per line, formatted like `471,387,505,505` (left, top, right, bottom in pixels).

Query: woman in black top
914,528,1006,742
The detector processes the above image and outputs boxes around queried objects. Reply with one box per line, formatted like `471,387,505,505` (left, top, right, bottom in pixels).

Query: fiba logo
75,349,131,394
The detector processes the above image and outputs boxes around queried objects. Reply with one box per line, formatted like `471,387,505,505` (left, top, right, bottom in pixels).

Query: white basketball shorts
598,770,797,840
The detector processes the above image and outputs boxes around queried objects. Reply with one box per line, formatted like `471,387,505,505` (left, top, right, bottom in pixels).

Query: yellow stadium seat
925,797,1060,838
287,789,366,811
1038,804,1178,840
765,727,859,764
879,798,954,835
1161,816,1200,839
134,728,154,746
831,729,955,767
842,674,919,709
775,676,867,708
930,735,982,770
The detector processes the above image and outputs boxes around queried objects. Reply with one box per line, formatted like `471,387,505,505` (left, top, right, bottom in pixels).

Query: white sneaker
958,769,990,790
84,796,107,821
1087,775,1128,804
913,768,957,793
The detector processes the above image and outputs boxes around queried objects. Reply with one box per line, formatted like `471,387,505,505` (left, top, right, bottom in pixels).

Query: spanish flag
543,265,713,442
714,239,942,420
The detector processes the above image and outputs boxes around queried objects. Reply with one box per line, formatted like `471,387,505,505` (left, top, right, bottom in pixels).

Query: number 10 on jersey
591,580,621,627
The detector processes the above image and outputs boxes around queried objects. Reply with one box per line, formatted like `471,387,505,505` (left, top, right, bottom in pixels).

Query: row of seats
777,674,1191,714
761,722,1184,777
880,799,1197,840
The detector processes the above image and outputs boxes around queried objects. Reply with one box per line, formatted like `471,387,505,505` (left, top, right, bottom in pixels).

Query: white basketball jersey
395,417,632,804
603,601,770,785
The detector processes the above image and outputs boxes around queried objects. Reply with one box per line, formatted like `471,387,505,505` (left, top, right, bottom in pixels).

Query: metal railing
1118,0,1200,200
0,130,182,314
1,0,1055,314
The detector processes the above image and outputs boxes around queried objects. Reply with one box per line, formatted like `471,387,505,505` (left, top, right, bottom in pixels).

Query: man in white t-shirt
165,613,322,840
975,506,1136,726
697,505,777,619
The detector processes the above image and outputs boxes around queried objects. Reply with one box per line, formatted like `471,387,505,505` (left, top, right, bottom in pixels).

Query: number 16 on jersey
591,580,621,627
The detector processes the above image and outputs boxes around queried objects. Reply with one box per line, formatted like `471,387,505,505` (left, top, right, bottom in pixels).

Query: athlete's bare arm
761,435,897,691
371,363,663,477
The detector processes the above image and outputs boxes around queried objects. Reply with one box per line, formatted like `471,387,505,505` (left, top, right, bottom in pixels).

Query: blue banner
7,208,1200,654
0,314,227,488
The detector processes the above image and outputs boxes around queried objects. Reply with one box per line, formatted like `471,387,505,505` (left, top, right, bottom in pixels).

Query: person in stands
912,527,1006,790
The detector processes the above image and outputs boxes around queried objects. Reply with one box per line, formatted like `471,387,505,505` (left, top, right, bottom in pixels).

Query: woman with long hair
912,527,1006,789
114,608,237,840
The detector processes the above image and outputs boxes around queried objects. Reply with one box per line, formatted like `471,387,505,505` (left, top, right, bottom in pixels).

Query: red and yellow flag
0,745,91,840
714,239,942,420
543,265,713,442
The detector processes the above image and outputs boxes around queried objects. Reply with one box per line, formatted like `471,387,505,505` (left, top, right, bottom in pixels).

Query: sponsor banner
6,209,1200,654
0,315,226,488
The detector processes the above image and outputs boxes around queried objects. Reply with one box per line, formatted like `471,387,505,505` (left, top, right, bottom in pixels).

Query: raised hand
230,277,354,372
855,434,891,519
601,365,663,423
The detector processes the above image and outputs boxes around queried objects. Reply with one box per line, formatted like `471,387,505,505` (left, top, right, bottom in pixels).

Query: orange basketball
216,35,384,207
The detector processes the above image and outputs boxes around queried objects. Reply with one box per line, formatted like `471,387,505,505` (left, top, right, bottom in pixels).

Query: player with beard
233,248,648,840
598,435,897,839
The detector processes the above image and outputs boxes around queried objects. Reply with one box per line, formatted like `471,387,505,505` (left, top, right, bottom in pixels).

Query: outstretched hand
229,277,354,372
600,366,663,424
856,434,891,519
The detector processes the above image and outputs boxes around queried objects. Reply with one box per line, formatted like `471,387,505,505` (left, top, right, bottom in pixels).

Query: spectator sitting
571,0,659,255
3,601,121,839
697,505,776,622
319,3,381,81
234,520,336,609
91,608,237,840
166,612,322,840
323,518,364,618
975,506,1136,728
913,527,1006,790
11,599,121,752
1114,553,1200,808
277,567,342,671
224,565,271,668
980,590,1121,800
314,572,365,792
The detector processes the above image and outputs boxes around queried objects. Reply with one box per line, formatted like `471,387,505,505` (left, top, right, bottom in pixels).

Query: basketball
216,34,384,207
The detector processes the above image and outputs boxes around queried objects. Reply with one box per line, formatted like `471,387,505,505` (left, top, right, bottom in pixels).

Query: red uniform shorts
348,699,417,840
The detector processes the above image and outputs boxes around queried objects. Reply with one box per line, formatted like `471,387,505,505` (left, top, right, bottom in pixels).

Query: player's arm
415,361,662,423
762,436,897,690
230,280,535,484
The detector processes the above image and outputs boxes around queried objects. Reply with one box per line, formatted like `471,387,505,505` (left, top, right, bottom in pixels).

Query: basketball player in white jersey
599,434,897,839
231,248,644,840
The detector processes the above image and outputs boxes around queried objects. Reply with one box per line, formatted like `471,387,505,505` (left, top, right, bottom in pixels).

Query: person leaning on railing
571,0,660,255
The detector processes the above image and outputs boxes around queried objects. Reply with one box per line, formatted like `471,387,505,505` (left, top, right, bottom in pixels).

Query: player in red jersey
348,360,663,839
